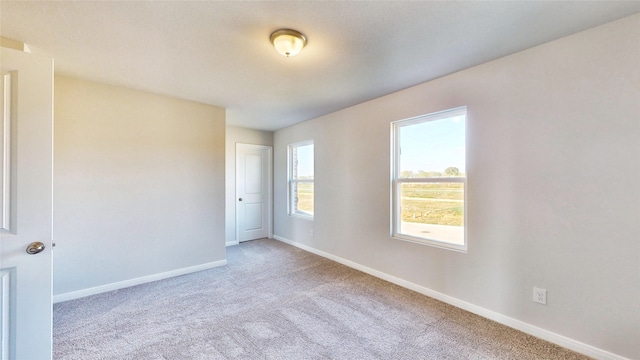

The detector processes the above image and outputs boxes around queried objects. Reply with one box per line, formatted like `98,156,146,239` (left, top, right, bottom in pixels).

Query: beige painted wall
225,125,273,245
54,75,226,297
274,15,639,359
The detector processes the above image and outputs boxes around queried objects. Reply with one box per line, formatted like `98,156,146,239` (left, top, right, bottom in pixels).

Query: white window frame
391,106,467,252
288,140,314,219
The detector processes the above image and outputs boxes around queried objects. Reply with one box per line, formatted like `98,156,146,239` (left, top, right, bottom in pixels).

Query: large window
288,141,314,218
391,107,466,251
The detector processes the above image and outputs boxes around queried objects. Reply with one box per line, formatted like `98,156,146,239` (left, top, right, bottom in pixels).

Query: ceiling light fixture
270,29,307,57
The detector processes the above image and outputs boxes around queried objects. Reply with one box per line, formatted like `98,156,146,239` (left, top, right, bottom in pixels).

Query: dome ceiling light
270,29,307,57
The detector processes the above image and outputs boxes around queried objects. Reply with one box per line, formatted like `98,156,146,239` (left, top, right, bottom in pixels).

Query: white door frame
235,143,272,243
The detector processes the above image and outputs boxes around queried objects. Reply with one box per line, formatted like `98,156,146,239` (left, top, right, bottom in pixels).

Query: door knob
26,242,45,255
238,198,243,201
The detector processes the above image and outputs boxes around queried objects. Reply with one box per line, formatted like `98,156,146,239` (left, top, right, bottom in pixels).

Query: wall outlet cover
533,287,547,305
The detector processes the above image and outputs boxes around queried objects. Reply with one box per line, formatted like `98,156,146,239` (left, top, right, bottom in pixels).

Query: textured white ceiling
1,1,639,131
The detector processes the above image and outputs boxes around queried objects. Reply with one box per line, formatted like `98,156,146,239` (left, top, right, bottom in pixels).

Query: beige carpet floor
53,238,590,359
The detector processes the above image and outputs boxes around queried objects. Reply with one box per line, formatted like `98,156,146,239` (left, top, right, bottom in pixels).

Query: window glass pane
294,182,314,216
399,114,465,178
399,182,464,245
294,144,314,179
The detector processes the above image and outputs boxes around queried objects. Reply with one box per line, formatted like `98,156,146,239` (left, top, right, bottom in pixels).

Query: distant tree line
401,167,463,178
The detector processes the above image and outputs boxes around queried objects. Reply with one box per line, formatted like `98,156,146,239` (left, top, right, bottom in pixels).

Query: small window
391,107,467,251
288,141,314,218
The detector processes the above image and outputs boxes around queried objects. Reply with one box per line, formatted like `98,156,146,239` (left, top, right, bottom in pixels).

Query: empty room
1,1,638,359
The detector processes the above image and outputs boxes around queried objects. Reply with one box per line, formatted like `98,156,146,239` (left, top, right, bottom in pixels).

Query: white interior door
0,48,54,360
236,144,272,242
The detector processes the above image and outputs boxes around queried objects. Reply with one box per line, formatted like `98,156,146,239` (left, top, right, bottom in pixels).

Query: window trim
390,106,467,252
287,140,314,220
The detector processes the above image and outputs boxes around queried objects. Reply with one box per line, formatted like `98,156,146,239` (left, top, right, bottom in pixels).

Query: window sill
392,233,467,253
289,213,314,221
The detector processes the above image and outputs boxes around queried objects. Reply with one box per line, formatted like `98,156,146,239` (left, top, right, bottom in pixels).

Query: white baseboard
53,260,227,304
226,241,239,247
272,235,629,360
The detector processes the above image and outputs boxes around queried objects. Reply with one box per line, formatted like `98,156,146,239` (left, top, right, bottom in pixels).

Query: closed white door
236,144,272,242
0,48,54,360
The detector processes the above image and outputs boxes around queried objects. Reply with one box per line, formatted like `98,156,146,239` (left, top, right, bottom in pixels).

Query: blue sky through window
400,115,465,174
296,144,314,178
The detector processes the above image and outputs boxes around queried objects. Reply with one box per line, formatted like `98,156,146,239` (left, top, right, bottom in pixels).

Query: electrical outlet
533,287,547,305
